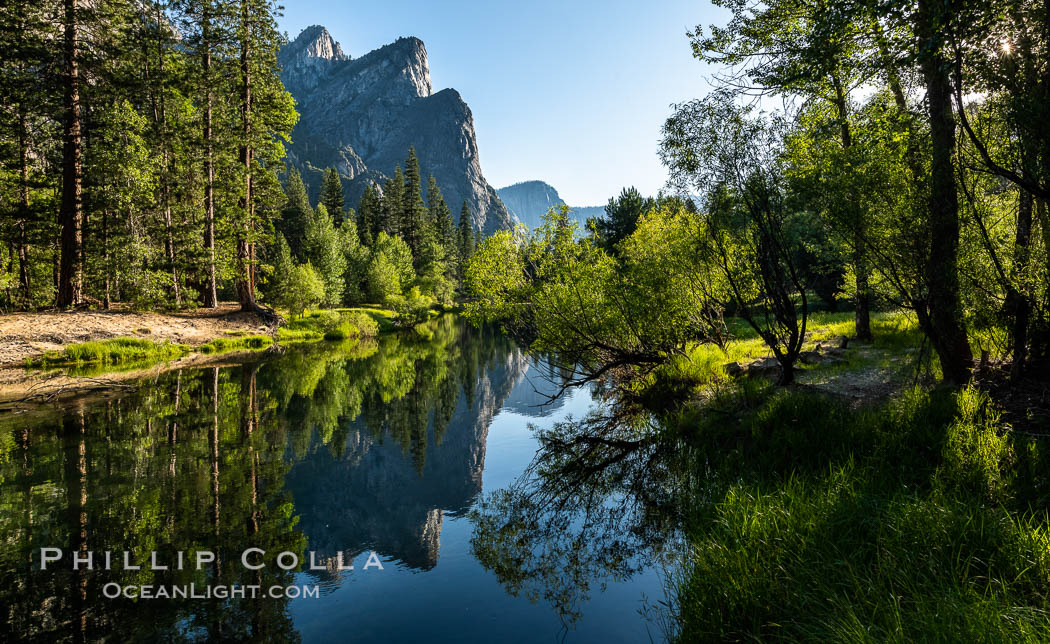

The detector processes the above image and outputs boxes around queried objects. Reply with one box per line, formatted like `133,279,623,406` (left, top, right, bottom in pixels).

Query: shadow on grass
672,384,1050,641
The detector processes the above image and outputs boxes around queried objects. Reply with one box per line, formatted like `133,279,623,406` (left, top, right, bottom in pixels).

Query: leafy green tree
663,93,809,384
366,231,414,303
305,204,347,308
282,263,325,318
262,232,294,306
319,166,345,225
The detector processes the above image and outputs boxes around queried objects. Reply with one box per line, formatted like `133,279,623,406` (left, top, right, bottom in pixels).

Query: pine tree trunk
153,7,181,308
916,0,972,385
18,113,31,308
57,0,83,309
201,7,218,308
236,0,256,311
102,209,110,309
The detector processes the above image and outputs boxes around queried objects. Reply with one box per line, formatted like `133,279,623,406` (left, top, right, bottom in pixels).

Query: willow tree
690,0,875,339
663,93,809,385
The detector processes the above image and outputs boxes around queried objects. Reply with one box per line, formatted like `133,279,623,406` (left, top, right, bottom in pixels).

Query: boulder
723,361,744,378
747,357,781,379
799,350,822,365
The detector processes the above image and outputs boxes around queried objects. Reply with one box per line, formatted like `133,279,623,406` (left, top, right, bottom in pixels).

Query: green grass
671,384,1050,642
25,333,279,368
197,334,272,354
653,310,923,394
26,337,192,368
277,307,391,342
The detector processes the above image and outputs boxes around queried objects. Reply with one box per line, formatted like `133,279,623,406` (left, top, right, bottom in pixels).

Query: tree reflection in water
0,315,521,642
470,398,684,627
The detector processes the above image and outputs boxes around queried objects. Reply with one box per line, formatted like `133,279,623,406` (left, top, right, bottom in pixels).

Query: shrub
386,286,434,326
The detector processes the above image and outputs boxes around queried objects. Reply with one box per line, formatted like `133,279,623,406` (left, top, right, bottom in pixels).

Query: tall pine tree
428,174,455,251
356,182,380,246
401,147,427,257
319,166,345,225
457,202,475,278
380,165,404,237
279,169,313,261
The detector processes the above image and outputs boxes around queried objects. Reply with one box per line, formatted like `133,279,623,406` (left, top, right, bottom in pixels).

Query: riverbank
0,304,273,367
651,313,1050,641
0,304,398,404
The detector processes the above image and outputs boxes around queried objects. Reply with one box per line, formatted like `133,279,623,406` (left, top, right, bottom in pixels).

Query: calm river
0,316,669,642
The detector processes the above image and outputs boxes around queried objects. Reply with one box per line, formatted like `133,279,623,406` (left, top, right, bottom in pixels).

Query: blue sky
278,0,723,206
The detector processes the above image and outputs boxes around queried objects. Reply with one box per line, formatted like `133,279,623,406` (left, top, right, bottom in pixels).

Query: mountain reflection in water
0,315,669,643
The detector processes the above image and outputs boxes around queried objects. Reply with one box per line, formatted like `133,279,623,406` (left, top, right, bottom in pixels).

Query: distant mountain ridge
496,181,605,230
278,26,514,234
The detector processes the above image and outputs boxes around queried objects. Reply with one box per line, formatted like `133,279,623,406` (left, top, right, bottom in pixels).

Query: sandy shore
0,303,274,405
0,303,272,367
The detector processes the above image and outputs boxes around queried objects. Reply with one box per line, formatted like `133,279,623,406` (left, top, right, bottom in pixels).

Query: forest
467,0,1049,388
460,0,1050,639
0,0,478,322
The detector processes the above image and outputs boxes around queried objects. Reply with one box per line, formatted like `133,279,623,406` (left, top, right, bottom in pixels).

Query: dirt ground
0,303,272,367
0,303,274,405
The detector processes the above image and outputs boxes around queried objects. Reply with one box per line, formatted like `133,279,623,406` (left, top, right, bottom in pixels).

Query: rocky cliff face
496,180,604,229
279,26,514,234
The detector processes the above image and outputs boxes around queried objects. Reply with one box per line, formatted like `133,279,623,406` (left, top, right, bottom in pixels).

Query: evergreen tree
379,165,404,237
83,100,155,308
279,169,313,261
401,147,427,257
56,0,89,307
427,174,455,250
457,202,475,278
319,166,345,225
176,0,236,307
356,183,380,246
232,0,297,312
0,0,57,309
594,187,651,252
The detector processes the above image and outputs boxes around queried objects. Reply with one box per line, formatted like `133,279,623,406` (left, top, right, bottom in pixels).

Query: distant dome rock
497,180,605,229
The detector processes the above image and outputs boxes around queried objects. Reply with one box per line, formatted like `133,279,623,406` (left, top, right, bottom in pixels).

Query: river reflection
0,316,669,643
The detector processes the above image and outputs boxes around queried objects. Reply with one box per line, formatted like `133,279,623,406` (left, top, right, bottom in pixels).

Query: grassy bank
276,307,392,341
25,306,397,369
660,310,927,388
669,363,1050,640
24,337,194,369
